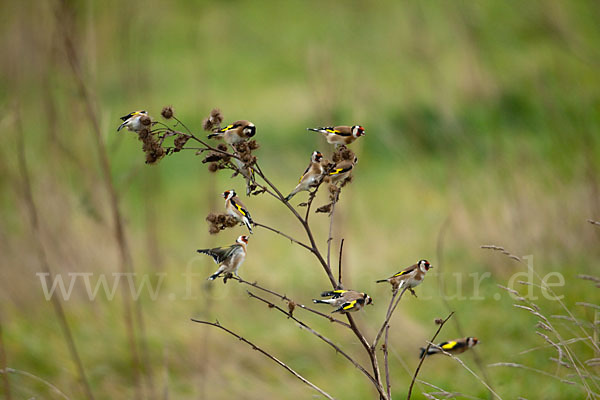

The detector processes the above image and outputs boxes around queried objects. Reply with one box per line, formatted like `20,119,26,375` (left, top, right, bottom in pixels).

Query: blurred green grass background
1,0,599,399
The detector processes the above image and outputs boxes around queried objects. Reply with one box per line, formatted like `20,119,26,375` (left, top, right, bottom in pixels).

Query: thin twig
253,162,338,287
345,314,388,400
383,325,391,399
374,288,408,349
588,219,600,227
407,312,454,400
190,319,335,399
232,277,350,328
253,222,312,251
338,239,345,287
246,291,378,385
434,348,503,400
326,199,338,276
15,107,95,400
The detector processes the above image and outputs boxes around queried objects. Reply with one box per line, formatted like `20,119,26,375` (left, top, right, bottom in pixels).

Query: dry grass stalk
190,319,335,400
16,109,95,400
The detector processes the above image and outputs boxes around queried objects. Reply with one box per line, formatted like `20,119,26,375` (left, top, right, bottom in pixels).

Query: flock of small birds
118,110,479,358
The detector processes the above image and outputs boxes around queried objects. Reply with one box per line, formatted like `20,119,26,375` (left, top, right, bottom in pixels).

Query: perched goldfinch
327,156,358,184
313,290,373,314
419,337,479,358
307,125,365,146
284,151,325,201
197,235,249,280
376,260,433,296
207,120,256,144
117,110,148,132
222,189,253,234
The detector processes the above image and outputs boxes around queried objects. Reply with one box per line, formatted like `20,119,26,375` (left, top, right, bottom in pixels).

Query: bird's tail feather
207,133,219,139
284,191,296,202
312,299,328,304
320,290,337,297
244,220,253,234
117,121,127,132
375,279,388,283
419,348,426,359
307,128,321,133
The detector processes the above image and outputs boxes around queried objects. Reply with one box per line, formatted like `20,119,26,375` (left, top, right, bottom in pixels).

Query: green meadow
1,1,599,399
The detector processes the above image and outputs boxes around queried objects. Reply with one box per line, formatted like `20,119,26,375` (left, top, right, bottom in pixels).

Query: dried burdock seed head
140,115,152,126
145,146,165,165
202,153,222,163
316,203,333,214
328,184,338,194
210,108,223,124
174,133,191,152
202,118,213,132
234,141,249,153
217,143,228,152
435,318,444,325
209,225,220,235
340,148,355,161
137,128,150,140
208,162,219,172
206,213,218,224
161,105,174,119
247,140,260,150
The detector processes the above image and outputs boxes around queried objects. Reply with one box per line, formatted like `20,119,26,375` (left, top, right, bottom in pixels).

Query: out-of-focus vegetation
1,0,599,399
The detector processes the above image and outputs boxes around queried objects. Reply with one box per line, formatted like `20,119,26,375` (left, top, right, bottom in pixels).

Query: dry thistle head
145,145,165,165
202,118,213,132
140,114,152,126
332,145,355,163
210,108,223,124
203,108,224,132
206,213,239,233
217,143,228,152
173,133,191,152
161,105,174,119
247,140,260,150
208,162,219,172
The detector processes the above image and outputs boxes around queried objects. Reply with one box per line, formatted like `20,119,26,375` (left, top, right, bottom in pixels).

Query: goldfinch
307,125,365,146
419,337,479,358
207,120,256,144
223,190,253,234
312,290,373,314
117,110,148,132
376,260,433,296
285,151,325,201
197,235,248,280
327,156,358,185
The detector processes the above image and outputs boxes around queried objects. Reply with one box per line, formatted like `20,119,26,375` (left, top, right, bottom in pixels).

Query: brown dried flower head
202,118,213,132
217,143,228,152
210,108,224,124
173,133,191,152
247,140,260,150
140,115,152,126
208,162,219,172
161,105,174,119
206,212,239,234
